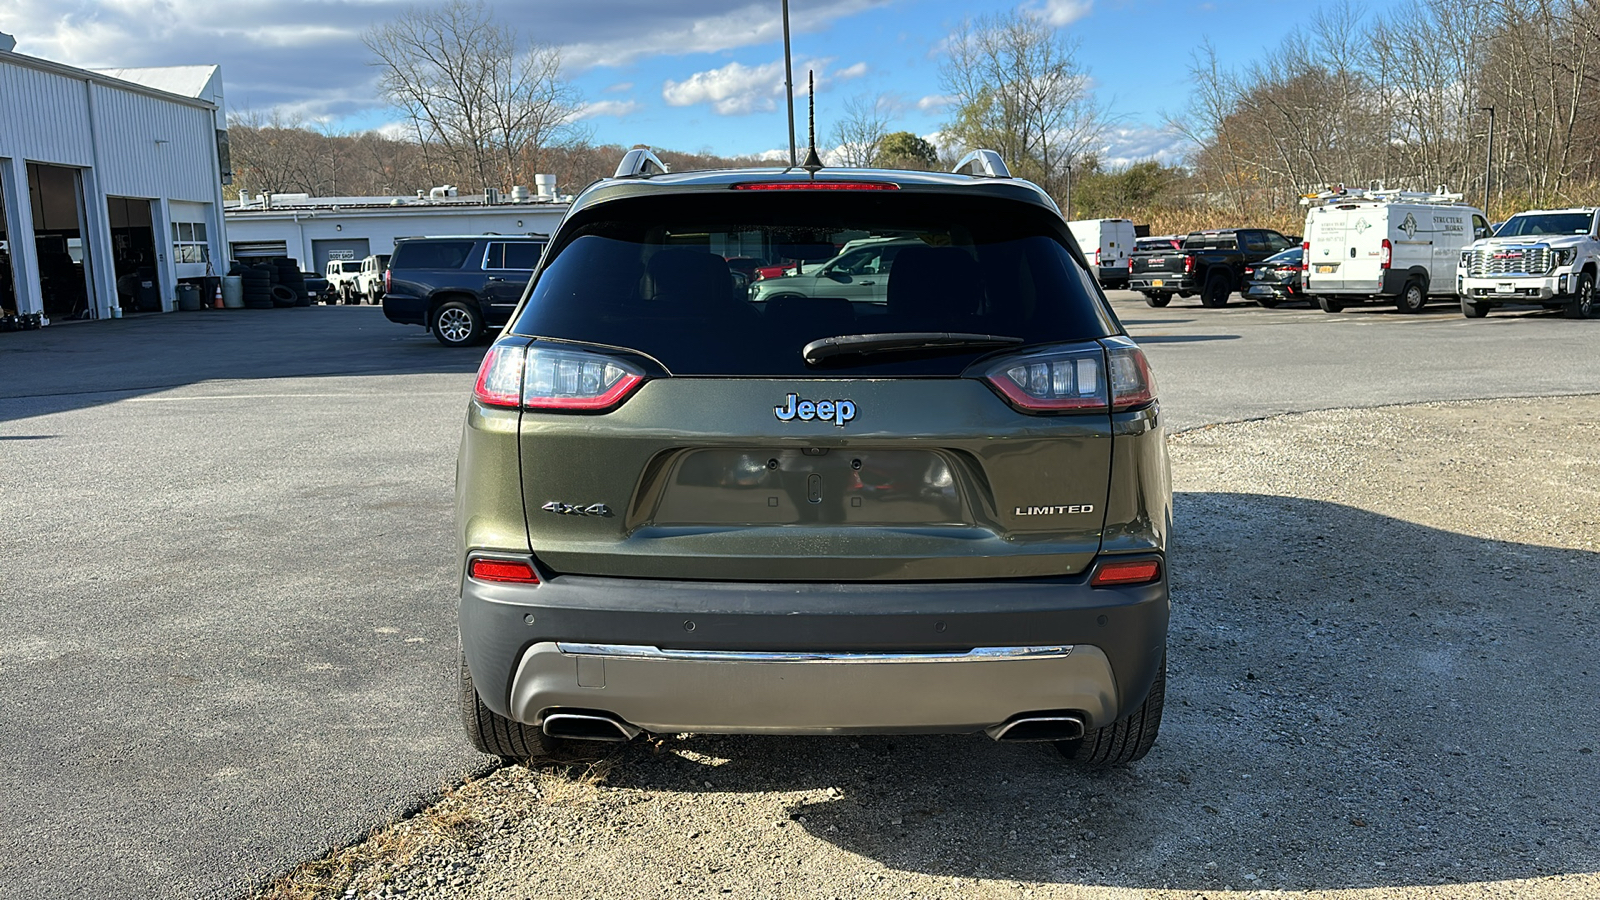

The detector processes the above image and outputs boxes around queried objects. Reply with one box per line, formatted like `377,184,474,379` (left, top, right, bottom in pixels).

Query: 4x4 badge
774,393,857,427
542,502,612,517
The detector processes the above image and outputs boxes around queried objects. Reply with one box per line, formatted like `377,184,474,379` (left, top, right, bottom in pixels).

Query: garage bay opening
27,163,96,320
107,197,160,314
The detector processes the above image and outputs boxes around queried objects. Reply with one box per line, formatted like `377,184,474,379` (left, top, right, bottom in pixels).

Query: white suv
1457,208,1600,319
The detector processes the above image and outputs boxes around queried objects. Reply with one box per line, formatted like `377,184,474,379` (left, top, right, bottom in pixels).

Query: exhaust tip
542,711,641,743
986,714,1086,743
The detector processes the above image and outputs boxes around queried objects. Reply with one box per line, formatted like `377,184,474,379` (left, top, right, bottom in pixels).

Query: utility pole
782,0,796,168
1479,105,1495,216
1064,163,1074,221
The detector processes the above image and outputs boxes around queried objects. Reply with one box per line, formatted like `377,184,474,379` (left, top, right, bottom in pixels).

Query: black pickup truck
1128,228,1295,308
381,235,547,346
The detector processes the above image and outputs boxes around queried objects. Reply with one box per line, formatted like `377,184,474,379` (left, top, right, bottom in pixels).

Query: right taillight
981,338,1156,414
383,268,391,294
473,341,645,412
1300,241,1310,271
1090,558,1161,587
1184,255,1195,274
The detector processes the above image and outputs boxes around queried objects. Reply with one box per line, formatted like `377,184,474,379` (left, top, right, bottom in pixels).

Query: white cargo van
1301,188,1491,313
1067,218,1137,289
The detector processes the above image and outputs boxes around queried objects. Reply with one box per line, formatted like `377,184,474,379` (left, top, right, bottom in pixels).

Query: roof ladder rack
614,148,669,179
952,150,1011,179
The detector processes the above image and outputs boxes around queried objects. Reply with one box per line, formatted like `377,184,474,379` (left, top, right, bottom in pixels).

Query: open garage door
107,197,160,313
312,238,371,275
27,163,95,320
230,240,287,262
0,172,16,323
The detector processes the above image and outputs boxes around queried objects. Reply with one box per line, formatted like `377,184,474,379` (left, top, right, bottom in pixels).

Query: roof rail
614,148,669,179
952,150,1011,179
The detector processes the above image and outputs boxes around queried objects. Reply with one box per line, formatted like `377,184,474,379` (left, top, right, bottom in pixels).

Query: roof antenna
801,70,824,175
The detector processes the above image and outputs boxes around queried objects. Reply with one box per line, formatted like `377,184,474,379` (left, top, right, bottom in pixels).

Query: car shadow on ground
1132,334,1242,343
0,307,481,423
583,490,1600,892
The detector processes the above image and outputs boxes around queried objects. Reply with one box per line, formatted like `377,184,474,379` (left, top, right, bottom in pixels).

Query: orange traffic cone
213,282,224,309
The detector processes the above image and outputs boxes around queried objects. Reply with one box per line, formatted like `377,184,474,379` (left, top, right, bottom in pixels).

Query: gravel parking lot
257,394,1600,900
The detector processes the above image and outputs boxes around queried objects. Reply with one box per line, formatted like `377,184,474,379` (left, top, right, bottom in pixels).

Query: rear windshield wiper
802,332,1024,365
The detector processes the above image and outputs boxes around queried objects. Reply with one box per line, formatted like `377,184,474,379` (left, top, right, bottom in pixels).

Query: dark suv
381,235,546,346
456,150,1172,767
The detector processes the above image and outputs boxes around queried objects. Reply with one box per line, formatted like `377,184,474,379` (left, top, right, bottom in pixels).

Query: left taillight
473,341,646,412
469,558,540,584
981,337,1156,414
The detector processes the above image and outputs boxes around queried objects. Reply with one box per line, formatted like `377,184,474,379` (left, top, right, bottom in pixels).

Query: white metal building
0,41,228,325
223,193,570,275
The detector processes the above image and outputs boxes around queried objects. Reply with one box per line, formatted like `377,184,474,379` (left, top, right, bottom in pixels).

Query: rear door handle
486,276,505,282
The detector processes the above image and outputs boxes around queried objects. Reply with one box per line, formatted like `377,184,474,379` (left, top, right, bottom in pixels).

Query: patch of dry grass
251,756,617,900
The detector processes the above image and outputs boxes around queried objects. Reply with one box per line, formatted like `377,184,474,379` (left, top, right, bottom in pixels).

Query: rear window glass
485,241,544,270
512,192,1117,377
1183,233,1240,250
390,240,476,270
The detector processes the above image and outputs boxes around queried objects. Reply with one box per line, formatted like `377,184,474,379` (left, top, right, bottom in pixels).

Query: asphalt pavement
0,297,1595,899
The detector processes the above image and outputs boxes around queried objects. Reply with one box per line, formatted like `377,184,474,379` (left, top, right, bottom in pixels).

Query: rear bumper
460,560,1168,735
382,293,427,325
1128,274,1193,292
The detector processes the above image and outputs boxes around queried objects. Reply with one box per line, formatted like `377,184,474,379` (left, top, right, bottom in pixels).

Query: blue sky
5,0,1366,167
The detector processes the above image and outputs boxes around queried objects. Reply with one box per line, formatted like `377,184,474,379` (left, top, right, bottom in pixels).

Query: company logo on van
1400,213,1419,238
1354,218,1372,234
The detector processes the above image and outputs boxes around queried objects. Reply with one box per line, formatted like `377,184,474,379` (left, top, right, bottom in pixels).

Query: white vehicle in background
355,254,390,305
324,258,364,305
1457,208,1600,319
1301,188,1490,314
1067,218,1136,289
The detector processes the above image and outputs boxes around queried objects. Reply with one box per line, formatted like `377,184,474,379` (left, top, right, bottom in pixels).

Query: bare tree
829,94,895,167
939,11,1108,200
364,0,583,192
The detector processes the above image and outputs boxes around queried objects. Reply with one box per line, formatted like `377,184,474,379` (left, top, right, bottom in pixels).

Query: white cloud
917,93,955,113
663,60,787,115
574,99,645,120
562,0,888,70
604,82,635,93
1021,0,1093,27
834,62,869,81
662,57,833,116
1096,125,1191,168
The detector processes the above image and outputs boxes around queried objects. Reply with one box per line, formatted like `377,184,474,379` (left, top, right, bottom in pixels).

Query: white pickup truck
1458,208,1600,319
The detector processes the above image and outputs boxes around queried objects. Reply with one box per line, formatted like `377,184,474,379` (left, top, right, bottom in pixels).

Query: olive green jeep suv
456,149,1171,766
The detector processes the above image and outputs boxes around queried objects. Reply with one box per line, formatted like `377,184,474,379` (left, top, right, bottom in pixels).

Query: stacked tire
240,265,274,309
271,258,310,306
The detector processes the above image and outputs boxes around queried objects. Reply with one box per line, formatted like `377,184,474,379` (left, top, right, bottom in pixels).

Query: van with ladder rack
1300,187,1491,314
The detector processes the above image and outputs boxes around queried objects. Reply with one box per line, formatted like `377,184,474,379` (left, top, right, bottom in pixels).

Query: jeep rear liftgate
514,377,1114,581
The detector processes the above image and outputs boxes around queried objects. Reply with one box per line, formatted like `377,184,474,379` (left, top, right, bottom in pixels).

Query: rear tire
1057,654,1165,767
1317,294,1343,314
1395,279,1427,314
1199,274,1230,308
432,300,485,347
460,644,558,765
1461,296,1490,318
1564,272,1596,319
1143,292,1171,308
